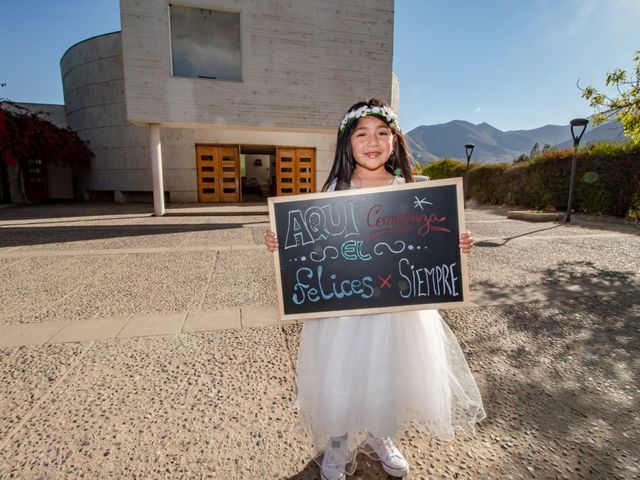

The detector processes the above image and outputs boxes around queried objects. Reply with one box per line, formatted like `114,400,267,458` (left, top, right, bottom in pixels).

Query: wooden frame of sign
268,177,470,321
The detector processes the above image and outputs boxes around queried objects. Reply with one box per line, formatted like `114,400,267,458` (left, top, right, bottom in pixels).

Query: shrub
467,163,509,205
425,143,640,218
420,158,466,180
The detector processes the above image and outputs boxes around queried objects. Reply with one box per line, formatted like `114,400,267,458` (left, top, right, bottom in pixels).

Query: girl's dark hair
322,98,415,191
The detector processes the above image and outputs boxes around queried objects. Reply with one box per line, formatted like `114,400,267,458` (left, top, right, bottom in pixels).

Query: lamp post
464,143,475,207
564,118,588,223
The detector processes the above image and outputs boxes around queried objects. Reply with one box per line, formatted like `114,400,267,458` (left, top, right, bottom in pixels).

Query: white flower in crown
339,104,398,132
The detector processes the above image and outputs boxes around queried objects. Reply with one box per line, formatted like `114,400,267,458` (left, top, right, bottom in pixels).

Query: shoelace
379,437,402,459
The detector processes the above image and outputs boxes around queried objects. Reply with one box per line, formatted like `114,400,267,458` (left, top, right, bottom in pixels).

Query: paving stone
241,306,282,328
116,312,185,338
0,342,86,441
47,316,130,343
0,321,70,347
183,309,241,332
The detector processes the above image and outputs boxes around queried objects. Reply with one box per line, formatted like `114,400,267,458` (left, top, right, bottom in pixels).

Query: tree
513,153,529,164
580,50,640,144
0,102,93,202
542,143,552,154
529,142,540,158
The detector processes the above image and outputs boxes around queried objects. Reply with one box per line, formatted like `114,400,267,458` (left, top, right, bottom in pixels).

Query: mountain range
406,119,627,165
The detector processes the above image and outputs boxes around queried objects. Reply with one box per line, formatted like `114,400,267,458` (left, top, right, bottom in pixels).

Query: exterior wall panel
120,0,395,129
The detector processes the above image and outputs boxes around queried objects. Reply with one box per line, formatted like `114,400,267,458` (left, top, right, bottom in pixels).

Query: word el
341,240,371,261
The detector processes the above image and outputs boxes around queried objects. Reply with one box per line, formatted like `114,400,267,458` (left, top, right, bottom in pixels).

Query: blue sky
1,0,638,132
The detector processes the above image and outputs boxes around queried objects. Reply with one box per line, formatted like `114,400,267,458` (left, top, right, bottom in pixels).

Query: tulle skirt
295,309,486,464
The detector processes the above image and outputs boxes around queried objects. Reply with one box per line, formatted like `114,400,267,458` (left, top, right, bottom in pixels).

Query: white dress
294,177,486,464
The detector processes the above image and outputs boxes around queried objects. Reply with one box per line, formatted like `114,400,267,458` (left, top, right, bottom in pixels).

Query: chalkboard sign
268,177,469,320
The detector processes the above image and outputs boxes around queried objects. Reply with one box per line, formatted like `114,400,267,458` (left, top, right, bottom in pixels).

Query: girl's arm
264,229,279,252
459,230,474,254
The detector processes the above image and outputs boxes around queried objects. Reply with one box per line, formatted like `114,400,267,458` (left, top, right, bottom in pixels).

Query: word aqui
284,203,359,249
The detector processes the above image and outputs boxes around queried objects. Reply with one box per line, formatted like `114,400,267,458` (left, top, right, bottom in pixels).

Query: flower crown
339,105,398,132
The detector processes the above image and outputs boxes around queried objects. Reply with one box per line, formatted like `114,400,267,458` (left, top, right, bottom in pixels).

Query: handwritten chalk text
285,203,359,249
292,266,374,304
398,258,459,298
367,204,450,240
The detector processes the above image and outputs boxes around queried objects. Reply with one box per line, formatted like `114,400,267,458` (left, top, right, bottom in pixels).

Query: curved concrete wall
61,32,152,199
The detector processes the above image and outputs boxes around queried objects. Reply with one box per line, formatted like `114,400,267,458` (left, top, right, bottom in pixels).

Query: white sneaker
364,435,409,477
321,436,347,480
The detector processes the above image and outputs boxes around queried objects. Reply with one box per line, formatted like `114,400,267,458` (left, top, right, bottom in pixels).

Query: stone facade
120,0,396,129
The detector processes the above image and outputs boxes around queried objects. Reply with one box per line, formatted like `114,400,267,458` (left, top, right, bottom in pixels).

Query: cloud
569,0,594,35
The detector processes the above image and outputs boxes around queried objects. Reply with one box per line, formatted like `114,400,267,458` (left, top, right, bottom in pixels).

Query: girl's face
350,115,395,173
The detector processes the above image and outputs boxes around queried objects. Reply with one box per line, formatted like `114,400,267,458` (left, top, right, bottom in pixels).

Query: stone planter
507,210,564,222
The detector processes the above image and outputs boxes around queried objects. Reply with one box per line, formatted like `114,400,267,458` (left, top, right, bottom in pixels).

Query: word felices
292,266,374,305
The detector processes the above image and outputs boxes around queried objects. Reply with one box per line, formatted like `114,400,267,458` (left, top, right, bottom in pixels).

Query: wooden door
196,145,219,202
276,147,316,196
195,145,240,203
276,148,296,196
23,158,49,201
218,146,241,202
296,148,315,194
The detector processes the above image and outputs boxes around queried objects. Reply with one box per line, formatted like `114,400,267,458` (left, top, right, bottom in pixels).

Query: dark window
170,5,241,81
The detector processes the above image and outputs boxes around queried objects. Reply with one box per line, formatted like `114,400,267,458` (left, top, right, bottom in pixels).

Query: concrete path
1,202,639,479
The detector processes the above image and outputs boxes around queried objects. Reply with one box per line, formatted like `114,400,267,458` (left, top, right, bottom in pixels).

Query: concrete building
6,0,398,214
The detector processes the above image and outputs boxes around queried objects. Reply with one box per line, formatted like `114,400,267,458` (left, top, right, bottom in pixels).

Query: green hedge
419,143,640,218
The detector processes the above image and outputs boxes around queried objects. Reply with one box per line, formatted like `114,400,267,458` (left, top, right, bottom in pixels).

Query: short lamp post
464,143,475,207
565,118,589,223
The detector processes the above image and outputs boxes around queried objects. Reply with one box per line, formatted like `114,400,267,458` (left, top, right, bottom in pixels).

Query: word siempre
398,258,459,298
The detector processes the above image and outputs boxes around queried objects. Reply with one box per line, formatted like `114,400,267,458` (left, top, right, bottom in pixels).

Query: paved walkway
1,202,639,479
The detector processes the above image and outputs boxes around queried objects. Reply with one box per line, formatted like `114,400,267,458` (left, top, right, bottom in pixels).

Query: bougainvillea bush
0,102,93,200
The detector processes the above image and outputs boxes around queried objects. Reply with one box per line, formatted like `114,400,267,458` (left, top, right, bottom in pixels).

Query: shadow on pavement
0,222,269,248
449,260,640,478
475,225,563,247
0,201,154,221
286,460,318,479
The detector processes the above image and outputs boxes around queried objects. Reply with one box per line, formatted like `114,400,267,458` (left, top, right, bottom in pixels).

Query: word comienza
367,204,449,240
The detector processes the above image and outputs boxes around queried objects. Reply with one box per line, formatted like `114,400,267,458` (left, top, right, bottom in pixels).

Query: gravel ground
0,201,638,479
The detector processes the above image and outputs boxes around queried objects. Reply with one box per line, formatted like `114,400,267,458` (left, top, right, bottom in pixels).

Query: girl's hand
264,229,279,252
459,230,473,254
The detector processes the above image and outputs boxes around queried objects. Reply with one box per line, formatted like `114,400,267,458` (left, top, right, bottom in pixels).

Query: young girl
265,99,485,479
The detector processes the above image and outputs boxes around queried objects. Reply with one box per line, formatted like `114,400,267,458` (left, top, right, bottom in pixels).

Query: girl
265,99,485,479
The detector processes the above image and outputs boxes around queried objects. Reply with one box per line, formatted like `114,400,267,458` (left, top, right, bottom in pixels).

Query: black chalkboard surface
268,177,469,320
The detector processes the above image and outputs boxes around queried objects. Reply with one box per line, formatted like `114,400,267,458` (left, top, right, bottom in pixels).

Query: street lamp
464,143,475,207
564,118,589,222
